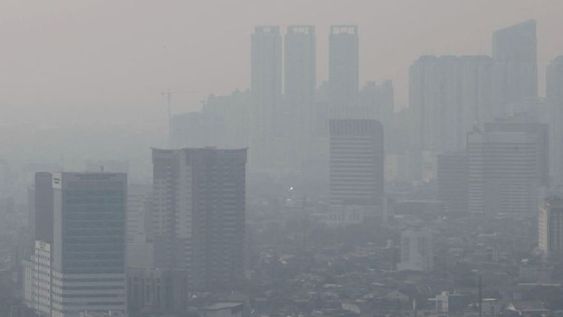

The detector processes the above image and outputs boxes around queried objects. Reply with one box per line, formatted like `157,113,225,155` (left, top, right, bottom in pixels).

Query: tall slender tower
547,56,563,187
285,25,316,135
492,20,538,116
251,26,282,165
329,25,359,110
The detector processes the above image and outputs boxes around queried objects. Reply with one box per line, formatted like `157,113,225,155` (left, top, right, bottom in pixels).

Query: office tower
409,55,493,153
359,81,394,122
34,172,54,243
492,20,538,117
51,173,127,317
329,25,359,110
547,56,563,187
251,26,282,140
539,196,563,260
285,25,316,130
467,118,548,215
284,25,316,168
398,228,434,272
126,184,153,269
437,152,468,215
152,148,247,291
329,119,385,222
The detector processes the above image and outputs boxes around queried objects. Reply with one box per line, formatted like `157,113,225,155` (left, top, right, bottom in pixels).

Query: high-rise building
251,26,282,138
152,148,247,291
409,55,494,153
126,184,153,269
284,25,316,170
50,173,127,317
539,196,563,260
492,20,538,116
398,228,434,272
547,56,563,187
250,26,282,167
23,241,52,316
329,25,359,110
329,119,385,222
34,172,54,243
285,25,316,129
437,152,468,215
467,118,548,215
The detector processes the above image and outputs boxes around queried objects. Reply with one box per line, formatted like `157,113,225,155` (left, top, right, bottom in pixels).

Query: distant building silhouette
284,25,316,169
409,55,494,153
329,25,359,109
329,119,385,224
437,152,468,215
152,148,247,291
547,56,563,188
467,117,548,214
492,20,538,116
251,26,282,167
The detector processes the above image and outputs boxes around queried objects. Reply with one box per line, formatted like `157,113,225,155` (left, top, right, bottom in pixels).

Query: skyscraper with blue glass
51,172,127,317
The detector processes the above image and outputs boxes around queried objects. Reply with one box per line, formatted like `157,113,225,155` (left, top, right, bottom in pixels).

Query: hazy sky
1,0,562,127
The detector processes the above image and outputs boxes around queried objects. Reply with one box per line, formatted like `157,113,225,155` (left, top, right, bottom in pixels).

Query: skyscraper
284,25,316,123
467,118,548,215
51,173,127,317
329,119,385,222
437,152,468,215
492,20,538,116
329,25,359,110
251,26,282,138
152,148,247,291
539,196,563,260
284,25,316,169
34,172,54,243
547,56,563,187
409,55,493,153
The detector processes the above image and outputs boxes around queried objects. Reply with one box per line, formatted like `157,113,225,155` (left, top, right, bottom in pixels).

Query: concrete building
152,148,247,291
398,228,434,272
437,152,468,215
22,241,53,317
34,172,54,243
201,302,244,317
547,56,563,188
126,184,153,269
50,173,127,317
409,55,494,154
329,25,359,109
127,268,188,315
492,20,538,117
539,196,563,260
251,26,282,166
284,25,316,169
467,118,548,215
329,119,385,223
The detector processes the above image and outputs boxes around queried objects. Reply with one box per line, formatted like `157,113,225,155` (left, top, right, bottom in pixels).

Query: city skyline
0,1,562,127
